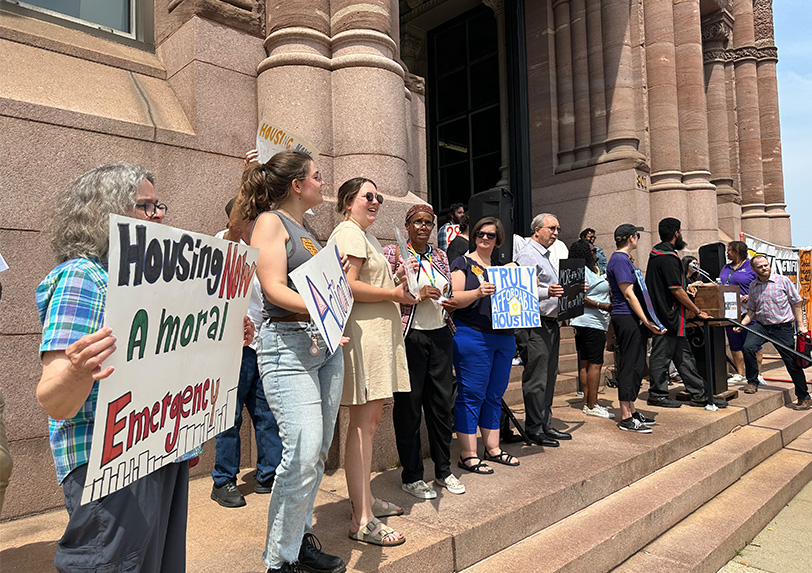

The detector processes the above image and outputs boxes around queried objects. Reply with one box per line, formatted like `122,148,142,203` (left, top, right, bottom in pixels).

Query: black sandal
457,456,494,474
483,449,520,466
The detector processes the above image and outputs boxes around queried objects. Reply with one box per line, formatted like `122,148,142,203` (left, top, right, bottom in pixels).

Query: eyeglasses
363,191,384,204
543,226,561,232
300,172,323,183
135,201,168,217
410,220,435,229
476,231,497,240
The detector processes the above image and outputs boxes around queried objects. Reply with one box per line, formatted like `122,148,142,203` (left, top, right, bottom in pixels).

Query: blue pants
744,322,810,400
212,346,282,487
453,323,515,434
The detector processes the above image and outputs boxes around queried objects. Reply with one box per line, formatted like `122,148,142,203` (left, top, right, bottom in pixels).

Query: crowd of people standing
31,151,810,573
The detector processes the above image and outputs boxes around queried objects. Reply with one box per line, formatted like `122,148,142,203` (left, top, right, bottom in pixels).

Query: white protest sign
82,215,257,504
0,252,8,273
256,121,321,164
288,240,354,354
489,266,541,329
743,232,799,284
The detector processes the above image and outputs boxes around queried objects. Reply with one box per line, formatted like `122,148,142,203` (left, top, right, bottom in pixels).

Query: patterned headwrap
405,203,435,223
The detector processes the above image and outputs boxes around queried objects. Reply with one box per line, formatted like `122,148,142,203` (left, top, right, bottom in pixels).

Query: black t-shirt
645,242,687,336
446,235,469,264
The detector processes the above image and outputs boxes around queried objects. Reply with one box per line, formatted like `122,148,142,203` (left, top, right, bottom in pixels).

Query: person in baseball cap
614,224,644,242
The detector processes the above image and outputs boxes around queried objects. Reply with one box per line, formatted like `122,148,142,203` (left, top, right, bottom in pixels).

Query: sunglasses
476,231,497,240
363,191,384,204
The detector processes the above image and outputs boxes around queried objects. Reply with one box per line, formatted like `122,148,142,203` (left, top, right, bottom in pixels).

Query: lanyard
408,242,437,287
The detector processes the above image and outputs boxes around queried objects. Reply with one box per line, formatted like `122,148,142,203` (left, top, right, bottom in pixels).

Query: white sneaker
576,391,584,398
583,405,612,418
727,374,745,384
436,474,466,495
402,480,437,499
758,375,766,384
594,404,616,419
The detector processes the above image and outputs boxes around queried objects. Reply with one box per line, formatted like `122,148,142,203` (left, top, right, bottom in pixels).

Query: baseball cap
614,224,644,241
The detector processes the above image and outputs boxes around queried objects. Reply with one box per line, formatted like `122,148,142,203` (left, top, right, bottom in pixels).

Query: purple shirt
719,258,757,295
606,251,637,315
745,274,802,325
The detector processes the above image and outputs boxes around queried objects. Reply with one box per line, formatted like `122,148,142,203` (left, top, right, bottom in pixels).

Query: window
1,0,153,48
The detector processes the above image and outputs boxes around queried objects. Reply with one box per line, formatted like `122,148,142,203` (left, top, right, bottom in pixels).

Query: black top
645,241,687,336
450,255,512,335
446,235,470,264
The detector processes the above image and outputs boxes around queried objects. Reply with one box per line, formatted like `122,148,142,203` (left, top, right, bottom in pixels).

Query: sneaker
632,411,656,426
793,398,812,411
298,532,346,573
436,474,466,495
617,417,653,433
576,391,585,398
402,480,437,499
758,375,766,385
594,404,615,419
727,374,745,384
647,396,683,408
255,474,275,494
690,397,728,408
583,405,612,418
211,480,246,508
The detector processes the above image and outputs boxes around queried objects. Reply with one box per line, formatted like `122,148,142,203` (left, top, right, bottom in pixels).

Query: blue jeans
453,323,515,434
212,346,282,486
744,321,810,400
257,321,344,568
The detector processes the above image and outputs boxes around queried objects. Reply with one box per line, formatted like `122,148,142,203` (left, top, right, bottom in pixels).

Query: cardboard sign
489,266,541,329
82,215,257,504
288,241,354,354
256,121,321,164
558,258,585,320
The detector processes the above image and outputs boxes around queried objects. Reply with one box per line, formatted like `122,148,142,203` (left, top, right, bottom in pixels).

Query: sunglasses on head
476,231,497,240
363,191,384,204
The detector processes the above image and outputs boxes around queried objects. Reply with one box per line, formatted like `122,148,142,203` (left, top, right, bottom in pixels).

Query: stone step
613,427,812,572
460,395,812,573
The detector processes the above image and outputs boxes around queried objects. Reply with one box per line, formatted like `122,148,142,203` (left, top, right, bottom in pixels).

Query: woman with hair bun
329,178,416,547
241,150,347,573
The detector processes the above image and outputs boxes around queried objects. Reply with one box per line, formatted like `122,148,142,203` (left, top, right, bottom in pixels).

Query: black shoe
617,417,653,434
528,433,559,447
500,431,525,444
689,397,728,409
632,411,656,426
646,396,683,408
298,532,346,573
255,474,275,494
211,480,246,508
545,428,572,440
268,564,304,573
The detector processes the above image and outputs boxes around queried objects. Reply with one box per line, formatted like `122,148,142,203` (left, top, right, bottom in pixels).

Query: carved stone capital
400,29,423,61
483,0,505,17
758,46,778,62
404,73,425,95
701,10,733,46
729,46,760,62
703,48,729,64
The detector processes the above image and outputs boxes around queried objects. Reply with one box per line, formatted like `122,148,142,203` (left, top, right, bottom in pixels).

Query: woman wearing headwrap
383,204,465,500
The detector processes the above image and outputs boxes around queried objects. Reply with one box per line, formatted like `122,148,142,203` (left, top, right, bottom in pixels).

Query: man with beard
645,218,728,409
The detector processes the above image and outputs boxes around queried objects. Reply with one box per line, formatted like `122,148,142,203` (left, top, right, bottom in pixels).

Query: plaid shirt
37,258,107,483
745,273,802,326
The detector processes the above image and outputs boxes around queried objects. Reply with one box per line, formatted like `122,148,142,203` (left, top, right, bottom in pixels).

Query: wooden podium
684,284,740,399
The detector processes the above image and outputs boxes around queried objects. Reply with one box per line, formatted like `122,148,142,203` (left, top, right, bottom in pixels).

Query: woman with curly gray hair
35,163,190,572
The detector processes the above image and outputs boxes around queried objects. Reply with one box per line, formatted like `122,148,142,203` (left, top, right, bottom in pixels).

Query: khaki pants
0,388,12,516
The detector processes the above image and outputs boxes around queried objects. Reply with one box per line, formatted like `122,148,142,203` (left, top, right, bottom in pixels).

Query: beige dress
329,221,410,405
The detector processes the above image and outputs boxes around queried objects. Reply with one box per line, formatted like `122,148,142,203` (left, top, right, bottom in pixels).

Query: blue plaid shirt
37,258,107,483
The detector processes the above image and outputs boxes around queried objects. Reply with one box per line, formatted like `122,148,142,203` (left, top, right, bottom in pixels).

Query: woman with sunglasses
329,178,416,546
382,204,465,500
239,150,347,573
449,217,518,475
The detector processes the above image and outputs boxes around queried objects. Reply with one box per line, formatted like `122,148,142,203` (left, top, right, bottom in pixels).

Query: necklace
408,241,436,287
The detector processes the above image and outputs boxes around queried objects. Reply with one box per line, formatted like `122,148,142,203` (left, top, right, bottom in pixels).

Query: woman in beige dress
329,178,416,547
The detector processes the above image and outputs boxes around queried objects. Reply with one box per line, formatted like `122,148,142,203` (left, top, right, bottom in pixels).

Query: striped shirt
745,273,802,326
37,258,107,483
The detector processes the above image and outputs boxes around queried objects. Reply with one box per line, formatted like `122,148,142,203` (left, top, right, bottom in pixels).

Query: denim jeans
744,321,810,400
212,346,282,486
257,321,344,568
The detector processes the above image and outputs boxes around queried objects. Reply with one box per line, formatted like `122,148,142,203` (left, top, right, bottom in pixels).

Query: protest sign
743,233,799,284
558,258,585,320
0,251,7,273
288,240,354,354
799,249,812,326
256,121,321,164
82,215,257,504
489,266,540,329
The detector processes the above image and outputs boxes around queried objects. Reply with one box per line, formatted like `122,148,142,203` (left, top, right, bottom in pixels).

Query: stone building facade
0,0,792,519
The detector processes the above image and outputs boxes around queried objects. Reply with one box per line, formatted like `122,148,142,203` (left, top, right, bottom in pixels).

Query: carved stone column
484,0,511,186
732,0,769,238
673,0,716,246
600,0,644,160
702,10,739,239
586,0,608,160
554,0,576,169
643,0,687,228
754,0,791,244
570,0,592,167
